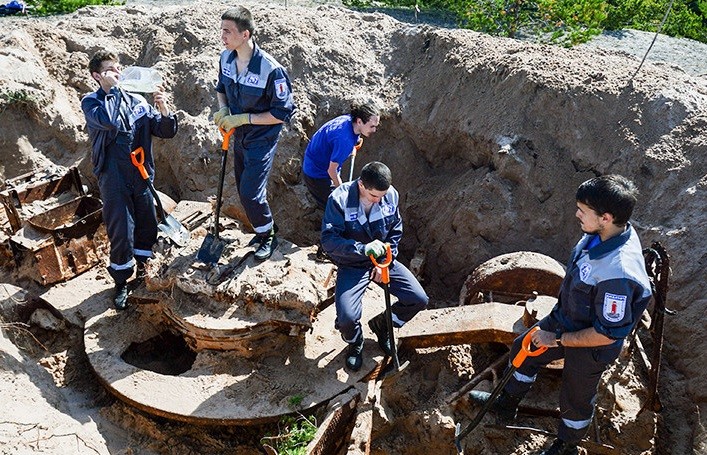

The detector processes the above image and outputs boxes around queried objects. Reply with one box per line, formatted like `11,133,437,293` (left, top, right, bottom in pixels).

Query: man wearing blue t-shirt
302,100,380,209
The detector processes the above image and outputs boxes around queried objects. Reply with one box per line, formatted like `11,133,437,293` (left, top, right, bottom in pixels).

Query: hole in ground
121,331,196,376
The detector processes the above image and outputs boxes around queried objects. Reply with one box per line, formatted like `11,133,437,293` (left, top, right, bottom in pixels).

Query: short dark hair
222,6,255,37
576,174,638,226
88,50,118,76
360,161,391,191
350,99,380,124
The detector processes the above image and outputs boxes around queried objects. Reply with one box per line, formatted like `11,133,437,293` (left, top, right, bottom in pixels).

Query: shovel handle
220,127,234,151
354,137,363,152
512,326,548,368
130,147,149,180
369,243,392,284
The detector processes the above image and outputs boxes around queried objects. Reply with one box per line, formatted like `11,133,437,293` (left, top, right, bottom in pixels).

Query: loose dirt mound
0,1,705,454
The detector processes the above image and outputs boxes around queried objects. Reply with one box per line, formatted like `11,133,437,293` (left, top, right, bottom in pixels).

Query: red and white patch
603,293,627,322
274,78,288,100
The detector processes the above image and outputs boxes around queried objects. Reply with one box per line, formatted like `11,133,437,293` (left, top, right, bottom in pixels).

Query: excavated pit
0,1,705,454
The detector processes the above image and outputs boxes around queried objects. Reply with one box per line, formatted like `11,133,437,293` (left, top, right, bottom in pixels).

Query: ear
600,212,614,225
91,72,100,82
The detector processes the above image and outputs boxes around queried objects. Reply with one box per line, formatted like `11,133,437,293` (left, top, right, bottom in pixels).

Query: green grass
261,414,317,455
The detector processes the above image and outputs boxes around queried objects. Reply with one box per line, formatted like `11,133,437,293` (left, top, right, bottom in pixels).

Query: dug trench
0,1,705,454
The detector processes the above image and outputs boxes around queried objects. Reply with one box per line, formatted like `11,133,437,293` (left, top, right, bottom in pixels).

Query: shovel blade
196,232,226,264
158,214,190,247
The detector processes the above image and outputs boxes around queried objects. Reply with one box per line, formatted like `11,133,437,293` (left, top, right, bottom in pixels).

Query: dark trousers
504,316,622,444
302,173,332,210
233,140,277,234
335,261,428,343
98,156,157,284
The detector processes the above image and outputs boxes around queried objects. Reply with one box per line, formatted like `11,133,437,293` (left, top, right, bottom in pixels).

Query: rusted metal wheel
459,251,565,306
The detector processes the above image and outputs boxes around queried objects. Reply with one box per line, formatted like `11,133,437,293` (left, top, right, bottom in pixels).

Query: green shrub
344,0,707,44
26,0,124,16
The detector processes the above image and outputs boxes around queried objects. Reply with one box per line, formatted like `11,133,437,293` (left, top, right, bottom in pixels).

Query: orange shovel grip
130,147,149,180
219,127,234,151
512,326,548,368
369,243,393,284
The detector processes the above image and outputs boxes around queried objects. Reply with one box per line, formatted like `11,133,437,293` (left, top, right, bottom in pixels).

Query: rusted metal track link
398,302,538,349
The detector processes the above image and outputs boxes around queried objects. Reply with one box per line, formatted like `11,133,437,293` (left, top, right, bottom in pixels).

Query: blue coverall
82,87,178,284
216,43,295,234
503,224,652,444
321,180,428,343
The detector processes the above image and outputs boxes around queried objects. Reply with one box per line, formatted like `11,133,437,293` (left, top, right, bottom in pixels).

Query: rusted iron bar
306,388,360,455
640,242,671,414
446,353,509,405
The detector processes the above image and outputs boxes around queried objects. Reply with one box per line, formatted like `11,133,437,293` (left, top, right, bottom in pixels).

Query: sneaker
367,312,392,356
345,333,364,371
467,389,522,425
536,439,579,455
113,282,128,310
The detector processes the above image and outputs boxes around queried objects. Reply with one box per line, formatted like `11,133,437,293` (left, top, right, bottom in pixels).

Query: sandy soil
0,1,705,454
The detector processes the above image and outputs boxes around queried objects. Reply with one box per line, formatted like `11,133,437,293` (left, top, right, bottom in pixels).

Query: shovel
196,127,234,264
453,326,547,454
347,137,363,182
130,147,190,246
369,243,410,380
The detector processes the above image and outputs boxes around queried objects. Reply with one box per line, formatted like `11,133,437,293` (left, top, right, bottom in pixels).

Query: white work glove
212,106,229,125
364,240,386,258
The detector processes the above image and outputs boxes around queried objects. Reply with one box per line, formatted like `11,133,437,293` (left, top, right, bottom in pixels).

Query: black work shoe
468,390,522,425
536,439,579,455
368,312,392,356
315,244,330,262
254,233,278,261
345,334,364,371
113,282,128,310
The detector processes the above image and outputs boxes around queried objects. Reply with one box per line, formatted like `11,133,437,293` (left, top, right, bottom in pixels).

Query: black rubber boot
345,333,364,371
113,282,128,310
536,438,579,455
467,389,523,425
367,312,392,356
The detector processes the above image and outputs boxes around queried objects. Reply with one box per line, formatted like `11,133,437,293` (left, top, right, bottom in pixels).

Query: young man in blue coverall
472,175,652,455
302,99,380,209
213,6,295,261
321,161,428,371
82,50,178,310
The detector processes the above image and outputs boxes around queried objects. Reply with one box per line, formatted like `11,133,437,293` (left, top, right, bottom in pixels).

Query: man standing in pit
321,161,428,371
82,50,178,310
472,174,652,455
213,5,295,261
302,99,380,209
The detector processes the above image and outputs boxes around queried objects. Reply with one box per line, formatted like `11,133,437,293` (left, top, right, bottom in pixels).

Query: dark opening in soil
121,331,196,376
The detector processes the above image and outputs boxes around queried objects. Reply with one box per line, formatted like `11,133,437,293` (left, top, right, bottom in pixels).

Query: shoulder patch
603,293,627,322
274,78,288,100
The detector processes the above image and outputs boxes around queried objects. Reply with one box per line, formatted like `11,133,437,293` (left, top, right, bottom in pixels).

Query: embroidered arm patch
602,293,627,323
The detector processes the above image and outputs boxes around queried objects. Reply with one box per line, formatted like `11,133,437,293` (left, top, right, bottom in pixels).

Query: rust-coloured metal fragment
398,302,538,349
459,251,565,305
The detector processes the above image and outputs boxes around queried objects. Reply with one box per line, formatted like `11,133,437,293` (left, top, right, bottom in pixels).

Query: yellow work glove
219,113,250,131
212,106,229,125
364,240,386,258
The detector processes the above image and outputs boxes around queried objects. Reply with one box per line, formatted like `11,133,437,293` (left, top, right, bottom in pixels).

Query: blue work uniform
82,87,178,284
321,180,428,343
302,115,359,208
215,43,295,234
503,224,652,444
